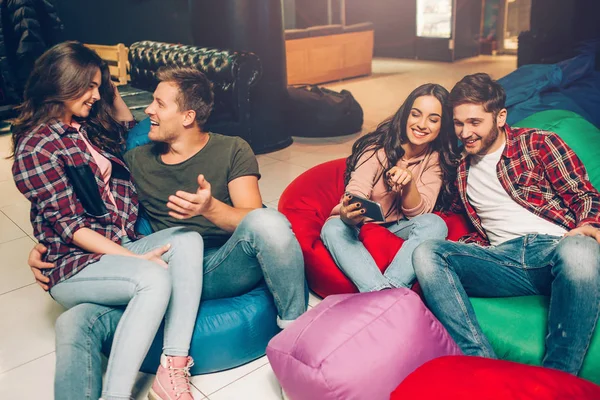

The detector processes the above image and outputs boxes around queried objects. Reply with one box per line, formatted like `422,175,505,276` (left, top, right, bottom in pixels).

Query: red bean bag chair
278,158,473,297
391,355,600,400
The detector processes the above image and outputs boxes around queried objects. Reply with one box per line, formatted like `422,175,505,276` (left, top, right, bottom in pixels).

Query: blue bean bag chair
499,40,600,128
141,282,280,375
126,118,281,374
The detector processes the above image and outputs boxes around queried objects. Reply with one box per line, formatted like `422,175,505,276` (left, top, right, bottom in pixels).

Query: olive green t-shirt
125,133,260,248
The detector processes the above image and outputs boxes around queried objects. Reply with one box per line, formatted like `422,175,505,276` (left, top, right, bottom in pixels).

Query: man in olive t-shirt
29,67,306,399
122,69,306,320
125,133,259,248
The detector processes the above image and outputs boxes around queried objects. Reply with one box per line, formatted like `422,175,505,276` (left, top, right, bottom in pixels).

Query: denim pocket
522,234,558,294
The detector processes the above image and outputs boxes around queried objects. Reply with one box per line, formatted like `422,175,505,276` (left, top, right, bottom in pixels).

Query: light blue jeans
51,227,204,400
53,208,306,400
200,208,307,324
321,213,448,292
413,234,600,375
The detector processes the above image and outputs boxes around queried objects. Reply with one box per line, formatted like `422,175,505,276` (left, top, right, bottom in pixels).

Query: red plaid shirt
12,119,139,289
455,125,600,245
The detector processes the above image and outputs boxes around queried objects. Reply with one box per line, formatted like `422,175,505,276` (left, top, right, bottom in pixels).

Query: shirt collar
501,124,518,159
459,124,516,162
49,118,80,136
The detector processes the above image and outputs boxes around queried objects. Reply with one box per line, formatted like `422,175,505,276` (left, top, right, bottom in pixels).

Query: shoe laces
167,357,194,398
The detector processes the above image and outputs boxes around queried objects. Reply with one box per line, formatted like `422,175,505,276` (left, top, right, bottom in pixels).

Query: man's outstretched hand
167,174,213,219
28,243,53,291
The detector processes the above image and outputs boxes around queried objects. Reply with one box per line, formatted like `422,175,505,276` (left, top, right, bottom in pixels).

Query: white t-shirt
466,143,566,246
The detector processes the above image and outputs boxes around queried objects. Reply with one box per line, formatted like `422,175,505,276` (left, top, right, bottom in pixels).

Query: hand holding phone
343,192,385,223
340,193,364,226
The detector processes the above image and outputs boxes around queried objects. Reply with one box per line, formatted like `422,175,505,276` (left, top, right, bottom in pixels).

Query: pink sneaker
148,354,194,400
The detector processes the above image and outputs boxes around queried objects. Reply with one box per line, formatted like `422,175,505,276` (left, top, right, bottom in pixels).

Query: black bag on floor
287,85,363,137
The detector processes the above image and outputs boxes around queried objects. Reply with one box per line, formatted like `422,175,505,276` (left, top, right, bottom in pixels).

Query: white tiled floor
0,55,516,399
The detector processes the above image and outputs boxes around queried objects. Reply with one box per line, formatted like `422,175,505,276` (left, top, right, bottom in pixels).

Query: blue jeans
413,234,600,375
201,208,306,325
51,227,204,400
321,214,448,291
54,208,306,399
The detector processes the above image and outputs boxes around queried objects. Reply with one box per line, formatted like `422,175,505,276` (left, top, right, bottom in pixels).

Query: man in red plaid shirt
413,73,600,376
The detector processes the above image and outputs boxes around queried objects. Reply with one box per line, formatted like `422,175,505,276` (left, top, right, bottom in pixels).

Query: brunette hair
345,83,460,211
448,72,506,117
156,66,214,128
11,41,126,157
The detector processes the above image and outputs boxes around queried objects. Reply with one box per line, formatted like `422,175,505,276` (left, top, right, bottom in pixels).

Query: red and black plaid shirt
455,125,600,245
12,119,139,289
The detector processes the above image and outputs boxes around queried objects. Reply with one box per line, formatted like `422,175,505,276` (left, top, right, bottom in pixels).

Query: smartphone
346,193,385,222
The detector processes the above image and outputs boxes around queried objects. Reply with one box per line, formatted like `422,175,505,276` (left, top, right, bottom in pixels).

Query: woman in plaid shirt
11,42,203,400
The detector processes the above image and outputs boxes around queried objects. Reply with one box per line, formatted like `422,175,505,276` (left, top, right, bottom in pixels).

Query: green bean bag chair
471,297,600,384
469,110,600,384
514,109,600,190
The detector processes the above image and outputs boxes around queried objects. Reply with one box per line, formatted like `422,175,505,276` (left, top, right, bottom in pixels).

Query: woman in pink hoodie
321,83,459,292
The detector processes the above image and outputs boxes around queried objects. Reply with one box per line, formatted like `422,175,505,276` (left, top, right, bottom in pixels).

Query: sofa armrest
128,40,262,126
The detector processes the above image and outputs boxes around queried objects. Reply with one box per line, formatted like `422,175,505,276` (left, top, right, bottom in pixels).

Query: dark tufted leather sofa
120,40,282,154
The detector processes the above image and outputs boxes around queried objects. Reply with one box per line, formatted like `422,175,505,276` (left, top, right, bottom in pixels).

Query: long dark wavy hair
10,41,126,157
344,83,460,211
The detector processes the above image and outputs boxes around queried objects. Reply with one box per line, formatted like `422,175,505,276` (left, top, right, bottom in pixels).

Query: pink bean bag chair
266,288,461,400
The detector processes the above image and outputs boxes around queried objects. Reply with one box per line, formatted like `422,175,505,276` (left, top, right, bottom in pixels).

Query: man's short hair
156,66,214,128
448,73,506,117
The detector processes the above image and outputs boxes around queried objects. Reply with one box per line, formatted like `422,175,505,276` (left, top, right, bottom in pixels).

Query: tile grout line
257,154,279,163
0,232,29,245
270,158,310,170
0,282,38,297
202,359,270,396
0,350,55,375
189,382,209,399
0,208,31,242
0,230,30,245
190,380,209,398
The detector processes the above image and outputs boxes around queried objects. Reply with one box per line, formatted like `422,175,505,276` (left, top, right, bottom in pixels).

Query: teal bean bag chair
469,110,600,384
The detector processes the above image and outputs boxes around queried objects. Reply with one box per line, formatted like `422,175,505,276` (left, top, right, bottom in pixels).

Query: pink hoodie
330,147,442,222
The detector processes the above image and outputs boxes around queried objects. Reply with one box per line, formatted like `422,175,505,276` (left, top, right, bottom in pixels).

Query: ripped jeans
413,234,600,375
